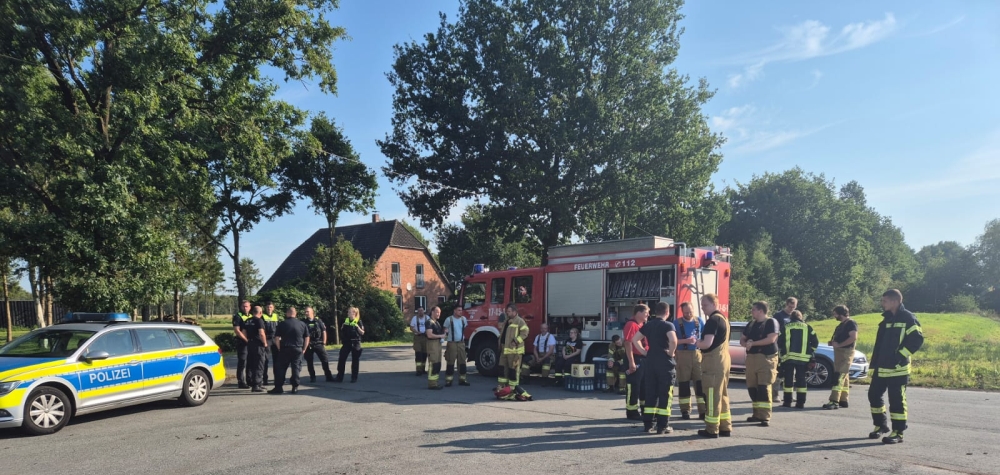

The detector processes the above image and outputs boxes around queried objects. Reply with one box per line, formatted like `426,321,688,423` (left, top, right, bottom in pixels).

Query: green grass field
809,312,1000,390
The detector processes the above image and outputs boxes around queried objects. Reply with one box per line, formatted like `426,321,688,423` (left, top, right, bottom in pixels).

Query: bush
358,287,406,342
214,332,236,352
947,294,980,313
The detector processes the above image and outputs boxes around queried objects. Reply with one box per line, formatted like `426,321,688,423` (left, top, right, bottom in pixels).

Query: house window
395,295,403,313
491,278,506,304
437,296,447,304
512,275,533,303
391,262,400,287
414,296,427,312
416,264,425,288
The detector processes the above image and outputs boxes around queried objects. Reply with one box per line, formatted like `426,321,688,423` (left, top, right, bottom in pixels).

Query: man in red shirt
624,304,650,420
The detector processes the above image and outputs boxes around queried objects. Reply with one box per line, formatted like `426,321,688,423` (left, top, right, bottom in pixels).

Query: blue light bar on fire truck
62,312,131,323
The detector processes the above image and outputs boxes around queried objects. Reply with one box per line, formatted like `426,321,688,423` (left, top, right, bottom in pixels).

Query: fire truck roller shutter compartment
547,270,604,340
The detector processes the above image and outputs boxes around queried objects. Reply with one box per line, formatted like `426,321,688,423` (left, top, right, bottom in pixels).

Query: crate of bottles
592,357,608,390
565,376,594,391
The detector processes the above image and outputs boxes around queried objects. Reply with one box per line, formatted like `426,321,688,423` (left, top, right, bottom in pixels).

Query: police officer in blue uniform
303,306,335,383
270,306,310,394
245,306,269,392
231,300,252,389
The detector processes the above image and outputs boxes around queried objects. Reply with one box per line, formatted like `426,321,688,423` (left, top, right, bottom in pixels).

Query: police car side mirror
83,351,110,362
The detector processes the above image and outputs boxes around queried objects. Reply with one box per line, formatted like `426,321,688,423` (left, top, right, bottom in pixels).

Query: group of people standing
231,300,366,393
410,306,472,389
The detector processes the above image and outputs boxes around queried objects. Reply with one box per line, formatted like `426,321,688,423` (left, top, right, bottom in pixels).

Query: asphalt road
3,346,997,475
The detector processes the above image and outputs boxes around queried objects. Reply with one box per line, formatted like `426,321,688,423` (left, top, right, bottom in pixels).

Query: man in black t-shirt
552,328,583,386
696,294,731,438
244,306,269,392
741,301,780,426
635,302,677,435
825,305,859,409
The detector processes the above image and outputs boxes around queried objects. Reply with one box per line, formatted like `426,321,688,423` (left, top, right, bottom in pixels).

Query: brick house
258,216,451,315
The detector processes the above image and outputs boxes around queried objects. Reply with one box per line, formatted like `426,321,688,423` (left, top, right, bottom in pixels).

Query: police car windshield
0,329,96,357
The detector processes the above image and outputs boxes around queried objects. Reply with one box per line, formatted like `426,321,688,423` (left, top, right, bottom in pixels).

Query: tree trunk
232,227,246,304
328,221,340,346
44,274,54,326
173,287,181,318
28,266,45,328
142,305,150,322
157,303,163,319
3,272,12,342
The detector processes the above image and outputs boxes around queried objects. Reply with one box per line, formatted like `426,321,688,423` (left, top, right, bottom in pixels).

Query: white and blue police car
0,312,227,435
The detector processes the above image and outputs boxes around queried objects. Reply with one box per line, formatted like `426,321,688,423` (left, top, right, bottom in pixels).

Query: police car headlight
853,355,867,364
0,381,20,395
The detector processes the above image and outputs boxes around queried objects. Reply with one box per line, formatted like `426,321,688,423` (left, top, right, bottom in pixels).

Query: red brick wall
373,247,451,316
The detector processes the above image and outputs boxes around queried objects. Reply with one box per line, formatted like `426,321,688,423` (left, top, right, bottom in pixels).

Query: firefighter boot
883,431,904,444
746,387,763,422
869,425,890,439
695,381,707,420
514,385,533,401
782,391,793,408
795,391,807,409
458,364,471,386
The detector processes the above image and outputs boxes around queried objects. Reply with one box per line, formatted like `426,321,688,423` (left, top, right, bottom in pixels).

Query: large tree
435,204,540,283
0,0,345,310
380,0,723,263
906,241,978,312
282,114,377,343
973,218,1000,312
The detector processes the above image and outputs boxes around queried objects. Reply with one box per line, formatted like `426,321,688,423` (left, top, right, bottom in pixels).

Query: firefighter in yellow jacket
777,310,819,408
494,303,532,401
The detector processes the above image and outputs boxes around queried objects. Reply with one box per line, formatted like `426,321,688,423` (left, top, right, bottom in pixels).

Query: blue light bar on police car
63,312,131,323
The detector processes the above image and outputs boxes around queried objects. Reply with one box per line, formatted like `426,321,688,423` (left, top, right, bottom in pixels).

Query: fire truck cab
459,236,731,377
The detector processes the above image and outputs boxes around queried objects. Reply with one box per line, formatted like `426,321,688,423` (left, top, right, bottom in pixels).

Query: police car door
77,329,144,408
135,327,187,396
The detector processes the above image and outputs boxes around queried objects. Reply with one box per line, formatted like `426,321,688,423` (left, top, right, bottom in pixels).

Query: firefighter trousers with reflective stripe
701,347,732,435
413,335,428,373
642,363,674,430
782,361,808,406
498,352,522,387
746,353,779,421
869,374,909,432
445,341,468,383
427,339,443,388
830,347,853,403
676,349,705,415
625,357,646,415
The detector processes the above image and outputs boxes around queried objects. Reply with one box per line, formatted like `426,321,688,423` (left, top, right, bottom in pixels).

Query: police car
0,313,227,435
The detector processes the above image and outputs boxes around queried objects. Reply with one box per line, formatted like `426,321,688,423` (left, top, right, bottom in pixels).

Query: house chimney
372,213,380,223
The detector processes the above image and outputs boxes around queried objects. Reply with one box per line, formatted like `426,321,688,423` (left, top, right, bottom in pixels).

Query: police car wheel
806,358,832,388
23,386,71,436
180,370,210,407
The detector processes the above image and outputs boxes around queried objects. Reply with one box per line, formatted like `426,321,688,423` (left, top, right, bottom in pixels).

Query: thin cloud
732,124,835,154
917,15,965,37
711,104,839,154
726,13,897,88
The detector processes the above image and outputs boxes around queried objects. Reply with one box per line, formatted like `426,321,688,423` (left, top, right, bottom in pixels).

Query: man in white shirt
443,306,471,387
521,323,557,384
410,307,430,376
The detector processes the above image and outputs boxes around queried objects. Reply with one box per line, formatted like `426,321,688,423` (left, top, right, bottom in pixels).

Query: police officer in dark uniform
245,306,269,392
303,306,335,383
270,306,310,395
262,301,282,386
337,306,365,383
231,300,252,388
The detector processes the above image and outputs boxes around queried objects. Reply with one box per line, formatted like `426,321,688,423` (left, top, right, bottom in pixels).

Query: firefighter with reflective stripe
521,324,556,384
494,304,532,401
425,307,446,389
697,294,732,438
675,302,706,419
624,304,650,420
868,289,923,444
741,301,780,427
635,302,677,435
552,328,582,386
410,308,430,376
825,305,858,409
605,335,627,394
303,306,335,382
261,301,282,386
778,310,818,408
443,306,470,387
231,300,253,389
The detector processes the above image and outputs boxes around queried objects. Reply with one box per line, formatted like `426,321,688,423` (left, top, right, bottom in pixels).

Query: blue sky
236,0,1000,291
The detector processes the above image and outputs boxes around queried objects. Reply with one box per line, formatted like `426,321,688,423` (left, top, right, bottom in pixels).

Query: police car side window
87,330,136,357
136,328,180,352
173,329,206,347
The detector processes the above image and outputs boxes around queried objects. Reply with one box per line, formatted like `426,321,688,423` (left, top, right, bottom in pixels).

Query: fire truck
458,236,732,376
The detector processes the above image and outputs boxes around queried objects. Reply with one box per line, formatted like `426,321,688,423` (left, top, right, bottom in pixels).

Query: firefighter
741,301,780,427
494,303,531,401
674,302,706,420
624,304,650,421
231,300,252,389
824,305,858,409
868,289,923,444
696,294,732,438
443,306,470,387
552,328,583,386
634,302,677,435
245,306,268,393
337,306,364,383
425,306,447,389
605,335,627,394
772,297,797,399
261,301,282,386
410,307,430,376
303,306,335,383
521,323,556,384
778,310,819,408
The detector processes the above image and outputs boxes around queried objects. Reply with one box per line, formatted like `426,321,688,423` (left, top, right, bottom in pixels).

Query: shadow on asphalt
625,437,877,464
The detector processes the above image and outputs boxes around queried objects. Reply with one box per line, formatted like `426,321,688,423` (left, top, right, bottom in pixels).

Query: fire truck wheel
474,343,500,377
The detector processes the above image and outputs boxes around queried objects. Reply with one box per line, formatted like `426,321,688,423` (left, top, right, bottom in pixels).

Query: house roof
258,220,444,293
